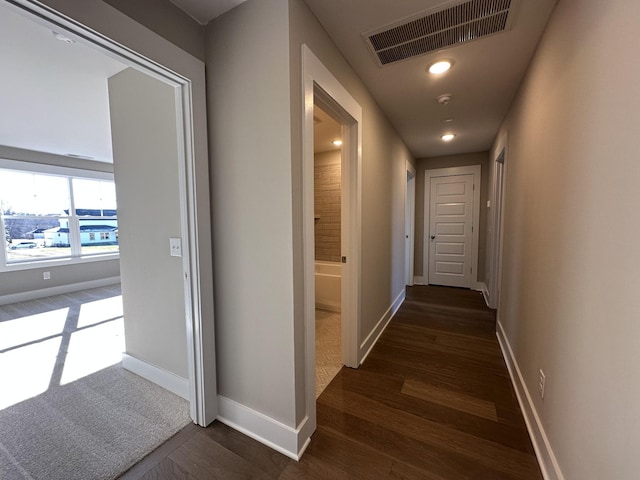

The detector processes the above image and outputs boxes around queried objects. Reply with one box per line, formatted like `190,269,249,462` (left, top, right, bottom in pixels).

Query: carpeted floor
315,309,341,397
0,286,191,480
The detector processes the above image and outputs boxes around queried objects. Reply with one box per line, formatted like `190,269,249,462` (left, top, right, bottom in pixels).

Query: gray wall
205,0,415,431
0,146,120,300
490,0,640,477
103,0,205,60
414,152,489,281
109,68,187,378
205,0,297,426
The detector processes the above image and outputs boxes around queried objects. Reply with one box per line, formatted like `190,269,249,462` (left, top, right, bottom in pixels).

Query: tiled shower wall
314,150,341,262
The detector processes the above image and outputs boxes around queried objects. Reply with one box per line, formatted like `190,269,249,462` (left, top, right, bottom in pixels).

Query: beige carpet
0,285,191,480
315,309,341,397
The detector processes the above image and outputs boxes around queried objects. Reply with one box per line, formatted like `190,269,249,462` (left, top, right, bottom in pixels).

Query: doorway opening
488,148,506,309
405,165,416,286
302,44,363,442
0,0,213,424
312,102,343,397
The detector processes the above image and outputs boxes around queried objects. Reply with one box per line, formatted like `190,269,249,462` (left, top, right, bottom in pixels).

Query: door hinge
341,256,347,264
473,184,475,191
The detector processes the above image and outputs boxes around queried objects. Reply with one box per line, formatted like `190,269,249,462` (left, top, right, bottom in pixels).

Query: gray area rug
0,363,191,480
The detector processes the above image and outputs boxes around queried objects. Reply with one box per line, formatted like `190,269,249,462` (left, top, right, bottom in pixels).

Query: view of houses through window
1,168,118,267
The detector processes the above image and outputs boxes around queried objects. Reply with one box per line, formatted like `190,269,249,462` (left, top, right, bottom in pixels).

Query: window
0,165,118,270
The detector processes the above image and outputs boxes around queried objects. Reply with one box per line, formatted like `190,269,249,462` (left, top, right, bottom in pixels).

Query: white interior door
428,174,474,288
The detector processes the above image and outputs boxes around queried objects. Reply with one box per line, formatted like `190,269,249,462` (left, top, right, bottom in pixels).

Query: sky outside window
0,170,70,215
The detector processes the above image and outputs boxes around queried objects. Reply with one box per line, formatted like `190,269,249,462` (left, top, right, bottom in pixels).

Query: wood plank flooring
119,285,541,480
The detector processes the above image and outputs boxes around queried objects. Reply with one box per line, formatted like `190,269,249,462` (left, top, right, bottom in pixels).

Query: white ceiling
0,4,127,163
314,105,342,154
168,0,248,24
301,0,558,158
171,0,557,158
1,0,558,163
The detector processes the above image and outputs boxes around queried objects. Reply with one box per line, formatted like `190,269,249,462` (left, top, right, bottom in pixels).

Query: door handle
430,235,435,240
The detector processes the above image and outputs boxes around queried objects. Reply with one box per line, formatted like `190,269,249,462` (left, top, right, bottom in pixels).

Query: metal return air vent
364,0,517,66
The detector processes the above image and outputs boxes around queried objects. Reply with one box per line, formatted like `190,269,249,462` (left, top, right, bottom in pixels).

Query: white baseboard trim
122,353,190,401
496,321,565,480
0,276,121,306
480,283,490,307
473,281,485,292
359,288,405,365
217,395,310,460
413,275,426,285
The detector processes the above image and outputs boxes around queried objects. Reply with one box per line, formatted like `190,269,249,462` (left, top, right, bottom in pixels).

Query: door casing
301,44,362,449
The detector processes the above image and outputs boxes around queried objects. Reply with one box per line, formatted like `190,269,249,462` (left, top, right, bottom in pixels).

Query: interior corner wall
414,152,489,281
492,0,640,478
108,67,187,379
204,0,297,427
288,0,415,423
102,0,205,61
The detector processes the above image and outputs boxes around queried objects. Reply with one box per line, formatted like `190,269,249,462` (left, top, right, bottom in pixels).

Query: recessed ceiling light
428,60,453,74
441,134,456,142
443,117,455,123
332,140,343,146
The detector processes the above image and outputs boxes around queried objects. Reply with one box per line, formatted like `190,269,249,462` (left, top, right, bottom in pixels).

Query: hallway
120,285,540,479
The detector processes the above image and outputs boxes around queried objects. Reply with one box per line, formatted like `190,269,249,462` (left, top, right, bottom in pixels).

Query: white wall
205,0,297,428
492,0,640,478
109,67,188,378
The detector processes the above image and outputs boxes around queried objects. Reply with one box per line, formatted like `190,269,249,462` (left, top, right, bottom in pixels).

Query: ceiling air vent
363,0,518,66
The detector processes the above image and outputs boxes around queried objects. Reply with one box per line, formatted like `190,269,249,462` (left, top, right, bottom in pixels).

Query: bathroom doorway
312,103,343,397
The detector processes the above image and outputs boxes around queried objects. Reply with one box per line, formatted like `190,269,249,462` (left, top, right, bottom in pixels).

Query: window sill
1,252,119,273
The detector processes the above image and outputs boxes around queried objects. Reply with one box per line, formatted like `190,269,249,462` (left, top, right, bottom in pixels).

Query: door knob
430,235,436,240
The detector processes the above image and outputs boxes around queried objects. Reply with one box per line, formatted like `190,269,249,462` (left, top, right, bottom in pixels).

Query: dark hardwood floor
119,285,541,480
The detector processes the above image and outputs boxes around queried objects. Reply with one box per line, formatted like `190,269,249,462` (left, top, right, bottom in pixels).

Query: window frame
0,159,119,272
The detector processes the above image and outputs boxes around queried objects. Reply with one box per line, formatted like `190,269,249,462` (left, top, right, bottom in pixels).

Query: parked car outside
10,241,38,249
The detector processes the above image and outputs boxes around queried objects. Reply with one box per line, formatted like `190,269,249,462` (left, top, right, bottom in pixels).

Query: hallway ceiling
301,0,558,158
174,0,557,158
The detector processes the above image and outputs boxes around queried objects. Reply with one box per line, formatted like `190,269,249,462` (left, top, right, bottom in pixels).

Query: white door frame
424,165,481,289
302,44,362,436
10,0,216,425
488,144,507,309
405,163,416,286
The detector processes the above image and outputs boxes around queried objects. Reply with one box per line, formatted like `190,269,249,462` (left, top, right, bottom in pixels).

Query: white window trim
0,159,119,272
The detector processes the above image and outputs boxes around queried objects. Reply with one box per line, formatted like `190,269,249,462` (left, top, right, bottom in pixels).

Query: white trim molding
480,282,490,307
217,395,311,461
122,353,190,400
496,321,565,480
301,43,363,452
0,276,120,306
413,275,427,285
359,289,405,364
